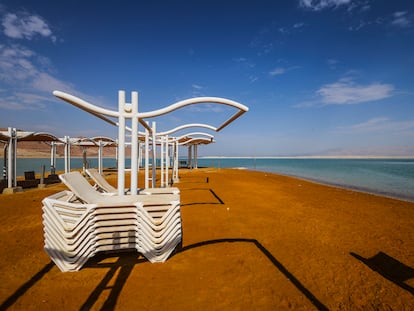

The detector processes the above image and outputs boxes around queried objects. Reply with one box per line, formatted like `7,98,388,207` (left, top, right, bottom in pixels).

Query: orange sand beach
0,168,414,310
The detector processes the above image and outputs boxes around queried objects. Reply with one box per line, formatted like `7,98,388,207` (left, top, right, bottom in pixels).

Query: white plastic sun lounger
59,171,179,204
42,172,182,271
85,168,180,196
42,191,142,271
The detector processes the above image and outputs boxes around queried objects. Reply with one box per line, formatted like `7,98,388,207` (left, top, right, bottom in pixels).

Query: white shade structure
0,129,118,194
45,89,248,270
1,128,61,192
66,136,117,174
53,90,248,195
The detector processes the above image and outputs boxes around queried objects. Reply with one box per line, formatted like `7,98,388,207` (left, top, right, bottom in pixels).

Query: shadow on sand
181,188,225,206
1,238,328,311
0,261,55,310
350,251,414,295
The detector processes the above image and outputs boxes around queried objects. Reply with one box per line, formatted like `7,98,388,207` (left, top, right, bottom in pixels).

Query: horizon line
200,155,414,159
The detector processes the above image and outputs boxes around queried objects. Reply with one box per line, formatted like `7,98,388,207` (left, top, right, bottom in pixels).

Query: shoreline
201,155,414,159
247,168,414,203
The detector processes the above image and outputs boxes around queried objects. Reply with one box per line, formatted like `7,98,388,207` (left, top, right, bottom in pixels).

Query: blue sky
1,0,414,156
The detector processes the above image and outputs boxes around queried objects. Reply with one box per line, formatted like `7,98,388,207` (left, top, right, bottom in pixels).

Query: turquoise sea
199,157,414,202
1,157,414,202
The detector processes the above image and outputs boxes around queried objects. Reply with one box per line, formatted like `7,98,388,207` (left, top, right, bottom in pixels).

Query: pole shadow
181,188,225,206
0,261,55,310
176,238,328,311
80,252,147,311
176,176,209,185
81,238,328,310
350,251,414,295
1,240,328,311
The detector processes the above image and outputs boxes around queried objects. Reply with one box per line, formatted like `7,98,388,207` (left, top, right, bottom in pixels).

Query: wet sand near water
1,168,414,310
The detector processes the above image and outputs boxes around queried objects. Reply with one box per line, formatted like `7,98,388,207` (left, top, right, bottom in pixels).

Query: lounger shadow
351,251,414,295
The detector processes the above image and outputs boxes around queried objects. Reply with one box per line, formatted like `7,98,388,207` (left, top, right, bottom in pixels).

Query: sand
0,168,414,310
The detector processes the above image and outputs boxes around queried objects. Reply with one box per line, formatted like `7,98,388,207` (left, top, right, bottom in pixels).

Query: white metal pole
64,136,71,173
144,127,149,189
7,127,13,188
188,145,192,169
165,135,169,186
13,129,17,187
98,140,103,174
50,142,56,175
151,122,156,188
160,136,164,187
194,144,198,169
117,90,126,195
130,91,138,195
174,141,179,182
82,147,87,173
2,144,7,180
115,139,118,166
170,140,175,182
138,142,142,176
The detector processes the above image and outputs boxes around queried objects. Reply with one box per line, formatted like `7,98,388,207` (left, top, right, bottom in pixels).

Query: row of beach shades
42,171,181,272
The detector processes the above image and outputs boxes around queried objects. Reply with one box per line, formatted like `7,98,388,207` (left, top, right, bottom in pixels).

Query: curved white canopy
157,123,217,136
53,90,248,132
53,89,248,194
0,129,61,143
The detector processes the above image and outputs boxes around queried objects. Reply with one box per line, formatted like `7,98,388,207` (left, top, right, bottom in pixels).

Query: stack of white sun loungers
42,171,181,272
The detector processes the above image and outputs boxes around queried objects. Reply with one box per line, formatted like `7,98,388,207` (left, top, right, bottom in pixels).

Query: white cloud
32,72,75,93
299,0,352,11
269,67,286,76
391,11,412,28
0,44,65,90
233,57,247,62
192,84,203,90
294,77,395,108
348,11,413,32
0,44,85,111
0,44,39,84
293,22,305,28
0,92,47,110
278,27,290,35
249,75,258,83
316,78,394,105
251,21,305,57
348,20,370,31
338,117,414,133
269,65,300,77
186,103,226,114
233,57,255,68
2,12,56,42
190,84,206,97
278,23,306,35
327,58,339,69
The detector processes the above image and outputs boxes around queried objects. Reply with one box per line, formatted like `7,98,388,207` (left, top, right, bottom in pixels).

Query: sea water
198,158,414,202
2,157,414,202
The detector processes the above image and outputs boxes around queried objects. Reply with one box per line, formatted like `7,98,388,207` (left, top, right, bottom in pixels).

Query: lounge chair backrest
59,171,103,204
85,168,117,193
